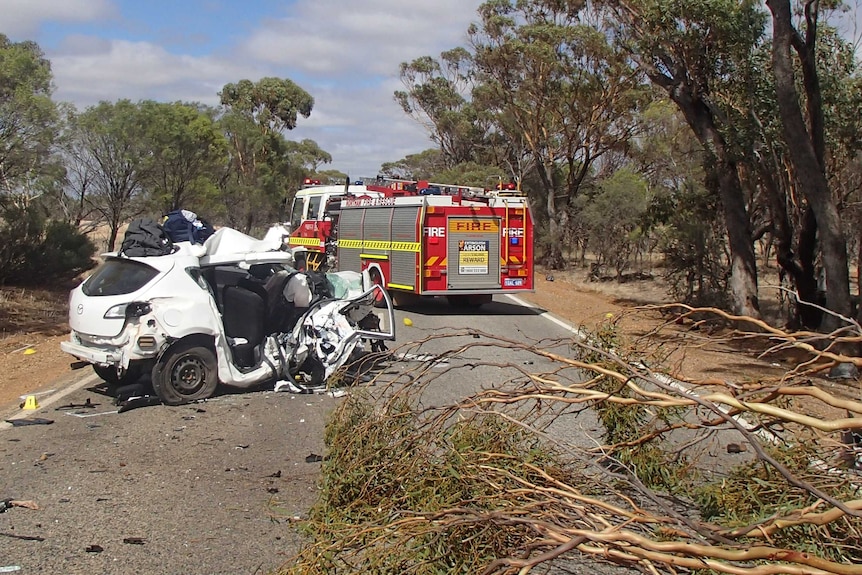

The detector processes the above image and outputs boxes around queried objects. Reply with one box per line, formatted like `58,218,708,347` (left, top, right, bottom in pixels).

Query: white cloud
0,0,116,38
241,0,481,76
49,38,258,106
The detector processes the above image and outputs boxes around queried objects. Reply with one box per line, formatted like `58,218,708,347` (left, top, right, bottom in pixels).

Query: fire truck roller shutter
390,206,421,288
336,208,363,272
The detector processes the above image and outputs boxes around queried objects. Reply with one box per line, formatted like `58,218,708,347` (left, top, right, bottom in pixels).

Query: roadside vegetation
286,320,862,574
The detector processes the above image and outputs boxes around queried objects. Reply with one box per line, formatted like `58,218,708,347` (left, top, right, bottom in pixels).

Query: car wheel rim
171,356,207,395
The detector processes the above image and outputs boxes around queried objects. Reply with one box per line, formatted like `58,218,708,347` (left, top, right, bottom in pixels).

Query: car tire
93,363,142,387
151,343,219,405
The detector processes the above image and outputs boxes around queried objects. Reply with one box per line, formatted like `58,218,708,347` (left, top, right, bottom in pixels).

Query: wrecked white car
60,226,395,405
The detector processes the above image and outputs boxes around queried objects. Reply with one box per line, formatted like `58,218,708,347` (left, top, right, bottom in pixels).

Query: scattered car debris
305,453,324,463
0,533,44,542
117,396,162,413
4,418,53,427
85,545,104,553
0,565,22,573
55,398,97,411
123,537,146,545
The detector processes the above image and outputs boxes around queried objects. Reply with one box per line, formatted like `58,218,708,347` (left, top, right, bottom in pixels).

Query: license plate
504,278,525,287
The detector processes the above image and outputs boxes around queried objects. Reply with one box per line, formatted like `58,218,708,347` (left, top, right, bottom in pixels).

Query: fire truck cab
287,177,534,307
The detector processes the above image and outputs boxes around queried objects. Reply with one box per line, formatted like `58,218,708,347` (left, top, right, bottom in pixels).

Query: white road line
504,293,590,340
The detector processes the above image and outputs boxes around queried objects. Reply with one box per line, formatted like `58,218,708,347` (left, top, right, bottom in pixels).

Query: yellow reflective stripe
338,239,420,252
360,253,388,260
387,283,414,291
424,256,439,267
391,241,420,251
288,236,324,247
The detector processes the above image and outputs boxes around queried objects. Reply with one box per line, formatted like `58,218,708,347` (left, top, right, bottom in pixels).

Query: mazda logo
77,304,84,315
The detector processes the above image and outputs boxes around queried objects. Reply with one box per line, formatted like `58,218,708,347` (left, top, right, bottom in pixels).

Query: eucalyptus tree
218,77,316,232
605,0,766,318
137,101,228,215
469,0,647,269
71,100,150,251
396,49,492,167
766,0,854,330
0,34,59,197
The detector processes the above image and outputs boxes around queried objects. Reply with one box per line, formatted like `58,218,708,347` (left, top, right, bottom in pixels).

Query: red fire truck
286,177,534,307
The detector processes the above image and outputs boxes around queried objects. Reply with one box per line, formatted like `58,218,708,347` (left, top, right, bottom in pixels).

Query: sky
1,0,485,177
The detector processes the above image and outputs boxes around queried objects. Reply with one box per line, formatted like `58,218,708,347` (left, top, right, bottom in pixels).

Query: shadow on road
396,296,547,317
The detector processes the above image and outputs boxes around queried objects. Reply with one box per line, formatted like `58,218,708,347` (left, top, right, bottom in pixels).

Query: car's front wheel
151,343,219,405
93,363,142,387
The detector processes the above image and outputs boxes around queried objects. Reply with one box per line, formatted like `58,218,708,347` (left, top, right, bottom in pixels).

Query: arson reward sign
458,240,489,274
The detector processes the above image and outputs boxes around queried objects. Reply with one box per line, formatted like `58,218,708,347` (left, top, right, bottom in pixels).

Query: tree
396,49,490,167
218,78,318,232
0,34,59,195
607,0,765,318
469,0,646,269
73,100,149,251
379,149,448,180
583,167,651,280
137,101,227,215
766,0,853,330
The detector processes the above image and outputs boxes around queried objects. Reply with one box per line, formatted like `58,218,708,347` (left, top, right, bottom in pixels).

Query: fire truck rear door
447,217,501,289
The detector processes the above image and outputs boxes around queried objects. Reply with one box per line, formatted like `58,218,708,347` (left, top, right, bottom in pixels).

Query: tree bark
657,78,760,318
767,0,852,331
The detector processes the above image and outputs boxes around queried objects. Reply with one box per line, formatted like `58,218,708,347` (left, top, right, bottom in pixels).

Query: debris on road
4,418,53,427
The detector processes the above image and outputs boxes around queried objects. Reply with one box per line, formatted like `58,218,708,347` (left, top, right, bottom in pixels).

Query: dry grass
0,287,69,342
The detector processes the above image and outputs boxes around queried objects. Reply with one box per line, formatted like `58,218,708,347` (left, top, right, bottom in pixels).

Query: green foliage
219,77,313,133
218,79,321,231
659,182,729,307
380,149,447,180
581,315,688,492
0,199,95,285
288,392,575,574
137,101,228,214
694,442,862,563
581,168,651,280
0,34,60,192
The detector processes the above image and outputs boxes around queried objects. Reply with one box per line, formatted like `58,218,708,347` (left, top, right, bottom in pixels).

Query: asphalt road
0,295,640,575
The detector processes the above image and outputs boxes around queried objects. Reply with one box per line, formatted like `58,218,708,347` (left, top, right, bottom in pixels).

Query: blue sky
1,0,485,176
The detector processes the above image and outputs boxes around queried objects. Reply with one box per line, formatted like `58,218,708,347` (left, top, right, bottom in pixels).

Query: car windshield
82,259,159,296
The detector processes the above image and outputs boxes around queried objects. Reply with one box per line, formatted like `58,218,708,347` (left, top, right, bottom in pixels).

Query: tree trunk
758,157,822,327
539,160,566,269
767,0,852,331
661,83,760,318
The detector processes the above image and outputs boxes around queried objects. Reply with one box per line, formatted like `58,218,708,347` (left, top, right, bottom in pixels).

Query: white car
61,226,395,405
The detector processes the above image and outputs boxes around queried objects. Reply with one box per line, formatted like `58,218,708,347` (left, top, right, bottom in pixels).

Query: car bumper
60,340,122,365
